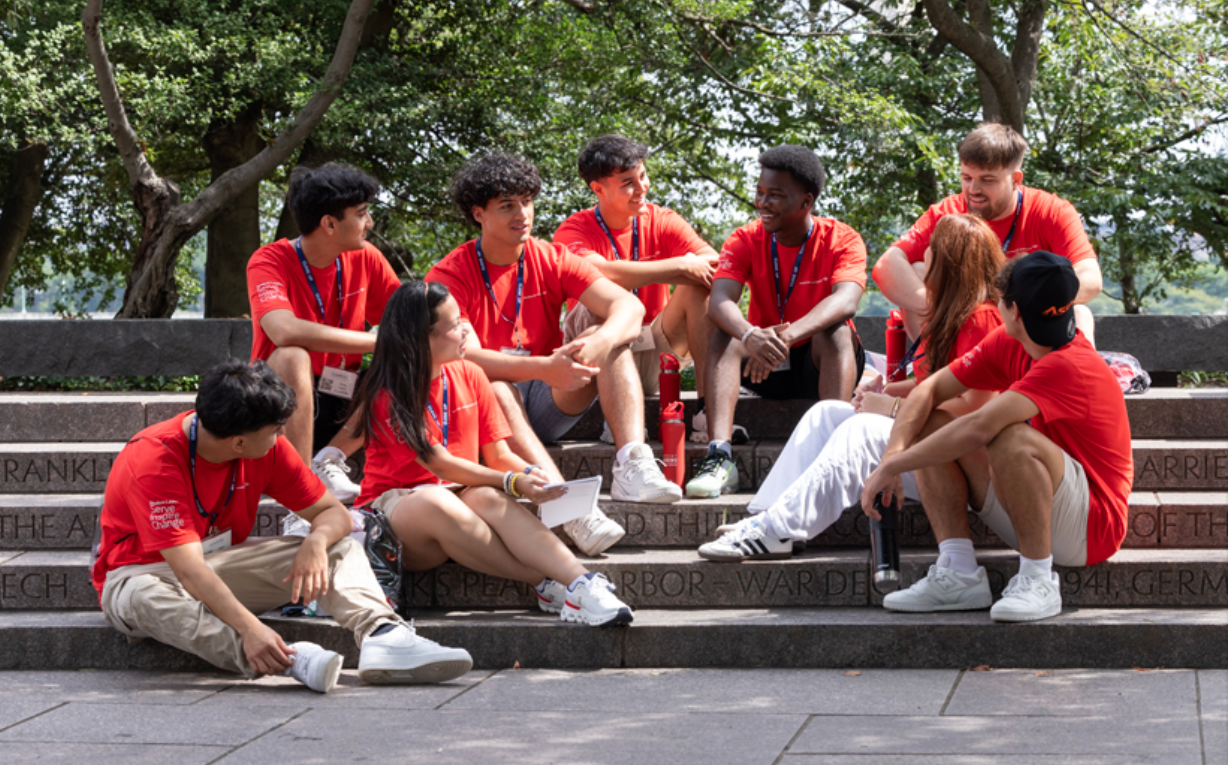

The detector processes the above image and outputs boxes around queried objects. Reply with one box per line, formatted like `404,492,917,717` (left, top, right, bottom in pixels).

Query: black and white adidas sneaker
697,518,793,562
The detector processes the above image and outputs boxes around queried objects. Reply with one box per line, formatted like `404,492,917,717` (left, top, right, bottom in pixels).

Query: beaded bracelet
509,472,524,499
502,471,515,495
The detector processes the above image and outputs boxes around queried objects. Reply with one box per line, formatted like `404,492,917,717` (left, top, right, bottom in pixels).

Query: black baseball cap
1010,251,1079,348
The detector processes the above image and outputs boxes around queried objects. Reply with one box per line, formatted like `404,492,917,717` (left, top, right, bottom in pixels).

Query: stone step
8,491,1226,552
0,607,1223,671
2,388,1225,443
7,546,1221,612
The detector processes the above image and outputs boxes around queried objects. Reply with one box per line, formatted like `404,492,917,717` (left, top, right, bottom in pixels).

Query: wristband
509,472,524,499
524,465,542,476
740,325,757,344
890,397,901,419
502,471,515,495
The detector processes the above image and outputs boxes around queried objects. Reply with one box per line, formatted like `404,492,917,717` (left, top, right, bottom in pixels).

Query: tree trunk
967,0,1001,123
273,138,334,242
0,140,49,302
915,161,939,209
203,103,265,317
1118,242,1140,314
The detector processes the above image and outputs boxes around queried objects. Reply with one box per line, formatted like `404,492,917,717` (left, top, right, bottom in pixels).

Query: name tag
774,356,792,372
318,366,358,400
631,324,655,352
501,346,531,357
202,528,233,555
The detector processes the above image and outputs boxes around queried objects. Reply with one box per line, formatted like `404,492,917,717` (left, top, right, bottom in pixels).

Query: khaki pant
100,536,399,676
564,304,688,395
980,450,1091,567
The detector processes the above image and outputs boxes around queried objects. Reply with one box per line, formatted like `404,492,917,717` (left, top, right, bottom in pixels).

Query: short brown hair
958,123,1028,171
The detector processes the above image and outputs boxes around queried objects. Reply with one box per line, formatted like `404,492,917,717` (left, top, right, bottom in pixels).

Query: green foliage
1179,370,1228,388
0,375,201,392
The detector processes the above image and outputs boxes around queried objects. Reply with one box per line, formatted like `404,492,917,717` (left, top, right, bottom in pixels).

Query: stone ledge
0,607,1223,671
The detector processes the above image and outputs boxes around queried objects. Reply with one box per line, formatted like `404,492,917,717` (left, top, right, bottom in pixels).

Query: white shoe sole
536,592,564,614
358,656,473,685
612,485,683,504
882,594,993,613
686,482,739,499
697,547,792,562
306,651,344,693
572,526,626,557
560,604,634,627
991,599,1062,622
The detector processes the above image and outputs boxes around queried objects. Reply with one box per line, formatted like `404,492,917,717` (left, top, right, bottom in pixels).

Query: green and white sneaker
685,447,739,498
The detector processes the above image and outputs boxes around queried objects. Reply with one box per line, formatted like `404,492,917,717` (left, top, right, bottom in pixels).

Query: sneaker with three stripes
697,517,792,562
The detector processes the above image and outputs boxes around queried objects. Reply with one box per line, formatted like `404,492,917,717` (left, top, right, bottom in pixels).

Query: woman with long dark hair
350,280,632,626
699,214,1005,561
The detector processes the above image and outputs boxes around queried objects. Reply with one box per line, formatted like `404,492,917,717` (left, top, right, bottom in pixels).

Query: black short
311,373,363,454
741,326,866,401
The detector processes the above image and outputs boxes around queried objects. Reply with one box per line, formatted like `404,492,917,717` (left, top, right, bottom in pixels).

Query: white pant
748,401,919,540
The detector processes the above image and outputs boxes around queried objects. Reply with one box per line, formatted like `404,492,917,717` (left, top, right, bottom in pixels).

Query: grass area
0,376,201,392
1178,371,1228,388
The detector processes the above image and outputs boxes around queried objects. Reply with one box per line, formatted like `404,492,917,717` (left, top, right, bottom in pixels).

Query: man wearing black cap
860,251,1133,622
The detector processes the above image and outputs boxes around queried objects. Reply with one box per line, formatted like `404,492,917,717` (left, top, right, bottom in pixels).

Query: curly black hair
577,134,649,184
450,153,542,227
758,145,826,200
286,162,380,236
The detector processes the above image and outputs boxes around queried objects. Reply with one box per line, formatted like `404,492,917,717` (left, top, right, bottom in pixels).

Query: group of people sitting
90,122,1134,694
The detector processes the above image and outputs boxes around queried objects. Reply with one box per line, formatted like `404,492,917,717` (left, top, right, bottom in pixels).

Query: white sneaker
282,512,311,537
612,444,684,504
536,578,567,613
882,560,993,612
358,623,473,684
685,448,739,498
688,409,749,444
564,508,626,556
561,573,634,626
991,572,1063,622
697,517,792,562
313,453,360,504
285,641,343,693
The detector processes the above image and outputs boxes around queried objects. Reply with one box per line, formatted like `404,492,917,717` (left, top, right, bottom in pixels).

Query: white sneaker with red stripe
535,578,567,613
561,573,633,627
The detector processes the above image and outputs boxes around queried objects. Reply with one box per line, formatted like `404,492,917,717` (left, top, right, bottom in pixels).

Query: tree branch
1011,0,1046,112
967,0,1001,122
559,0,595,13
1138,115,1228,155
921,0,1025,131
184,0,375,228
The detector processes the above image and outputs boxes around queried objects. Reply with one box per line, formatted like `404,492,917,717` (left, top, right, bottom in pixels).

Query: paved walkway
0,667,1222,764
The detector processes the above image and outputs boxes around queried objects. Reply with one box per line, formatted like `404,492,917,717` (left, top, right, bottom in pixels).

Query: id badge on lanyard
318,366,358,399
770,221,814,373
476,238,530,355
295,238,355,397
202,528,233,555
189,416,237,554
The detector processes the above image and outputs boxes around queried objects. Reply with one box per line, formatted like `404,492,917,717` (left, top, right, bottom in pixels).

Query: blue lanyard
770,219,815,323
1001,190,1024,254
474,238,526,350
426,370,449,448
293,238,343,326
593,205,639,298
188,416,238,533
899,335,926,372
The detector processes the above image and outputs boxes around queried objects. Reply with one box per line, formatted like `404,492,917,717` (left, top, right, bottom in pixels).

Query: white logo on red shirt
256,281,287,303
798,277,831,286
149,500,186,531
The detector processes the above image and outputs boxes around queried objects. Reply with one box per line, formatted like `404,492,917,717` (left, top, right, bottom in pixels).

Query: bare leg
388,487,544,584
266,346,314,464
660,284,714,398
554,324,642,449
985,423,1066,559
490,381,566,484
911,411,992,543
810,322,858,402
704,328,748,443
460,487,587,583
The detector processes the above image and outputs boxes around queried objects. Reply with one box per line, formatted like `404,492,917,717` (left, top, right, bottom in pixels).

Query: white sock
709,440,732,458
314,446,345,463
1019,554,1053,579
937,538,978,575
535,578,552,593
568,573,593,592
616,441,645,466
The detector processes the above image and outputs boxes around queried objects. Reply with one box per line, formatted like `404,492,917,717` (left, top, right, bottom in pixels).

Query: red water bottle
659,353,681,437
661,401,686,487
886,310,907,382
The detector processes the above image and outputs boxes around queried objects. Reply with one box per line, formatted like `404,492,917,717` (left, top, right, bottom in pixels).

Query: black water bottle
871,492,901,588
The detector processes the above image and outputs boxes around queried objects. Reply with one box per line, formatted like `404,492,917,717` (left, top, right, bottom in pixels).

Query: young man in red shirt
873,123,1102,344
861,252,1133,622
427,153,683,557
247,163,401,502
553,135,719,439
688,145,867,498
93,359,473,691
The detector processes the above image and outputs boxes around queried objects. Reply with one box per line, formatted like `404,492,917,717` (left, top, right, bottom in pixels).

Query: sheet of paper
538,476,603,528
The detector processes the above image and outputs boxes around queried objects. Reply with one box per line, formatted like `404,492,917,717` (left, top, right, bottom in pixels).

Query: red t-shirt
247,239,401,376
714,216,867,347
355,360,513,505
891,187,1096,266
951,327,1133,565
552,204,711,322
426,237,602,357
93,412,326,598
913,301,1003,384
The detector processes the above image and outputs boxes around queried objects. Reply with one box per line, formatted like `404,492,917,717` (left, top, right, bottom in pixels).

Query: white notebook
538,476,603,528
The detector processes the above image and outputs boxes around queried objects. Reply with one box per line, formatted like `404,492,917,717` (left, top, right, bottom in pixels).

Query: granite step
2,388,1225,443
5,547,1223,611
6,492,1227,551
0,607,1223,671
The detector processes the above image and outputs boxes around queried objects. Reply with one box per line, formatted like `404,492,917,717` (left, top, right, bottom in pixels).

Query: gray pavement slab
0,699,62,731
783,757,1172,764
444,668,958,716
0,670,234,706
1203,669,1227,765
213,708,808,765
0,702,301,746
946,668,1198,718
789,715,1203,761
196,669,494,709
0,742,228,765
